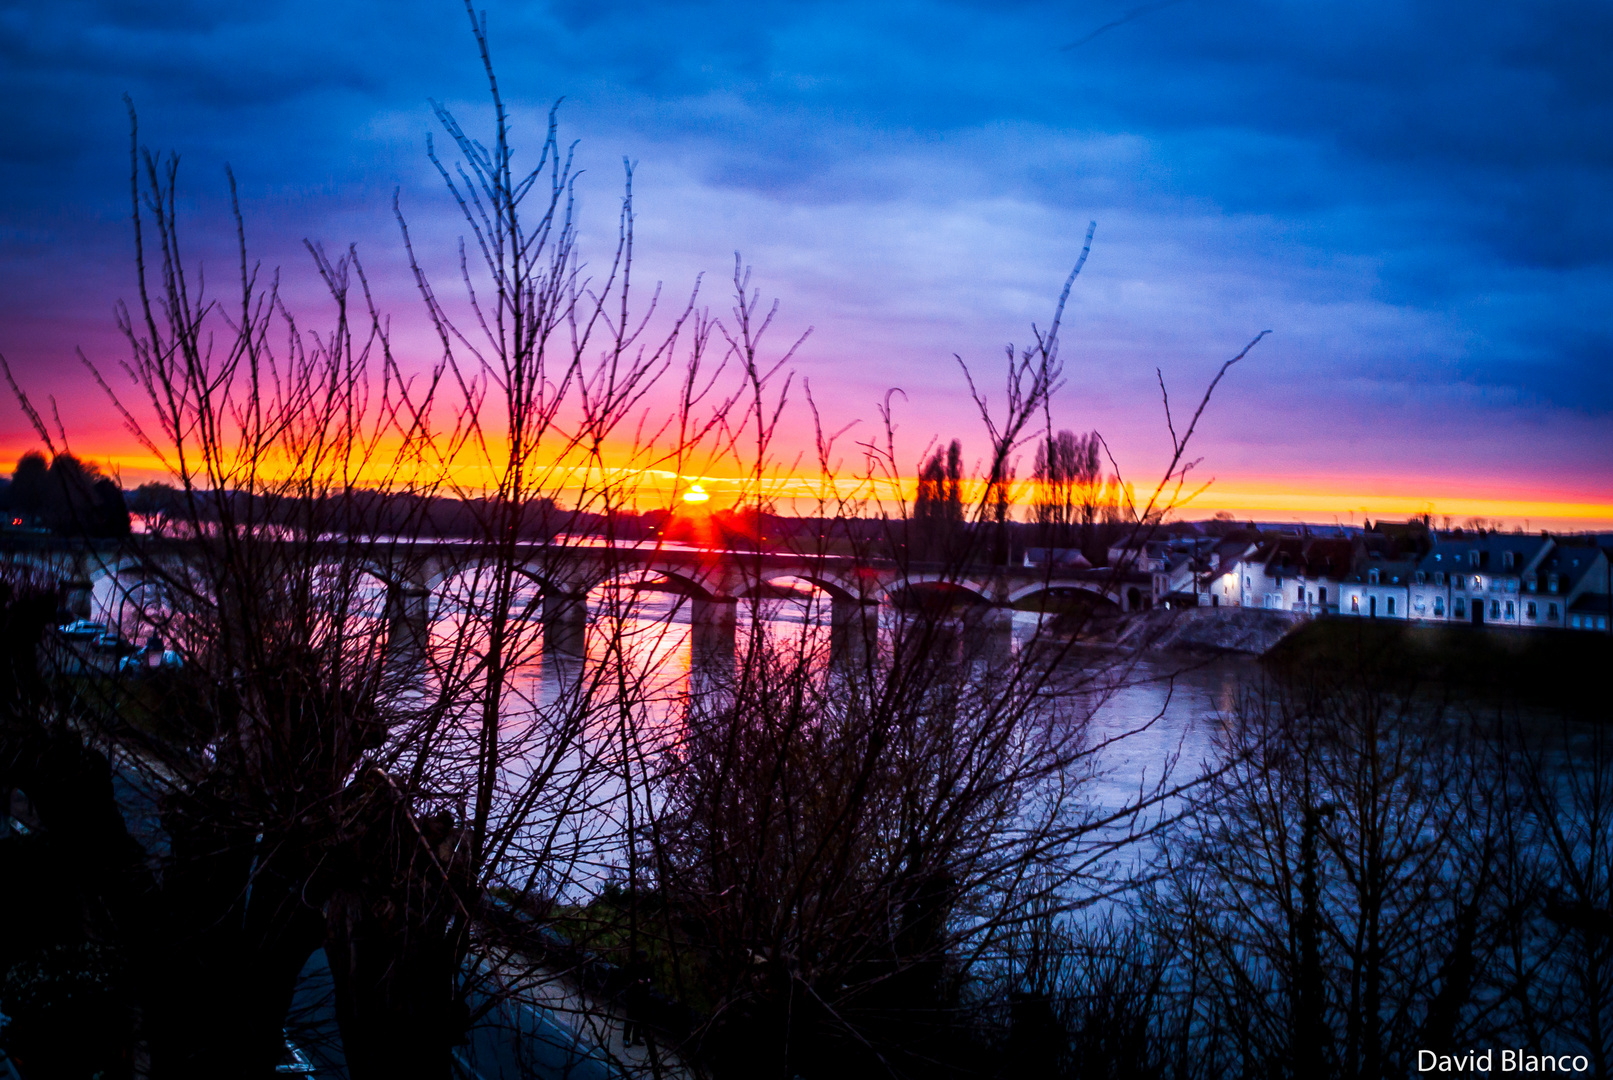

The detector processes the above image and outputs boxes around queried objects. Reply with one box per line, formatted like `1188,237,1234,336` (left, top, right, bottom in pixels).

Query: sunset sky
2,0,1610,527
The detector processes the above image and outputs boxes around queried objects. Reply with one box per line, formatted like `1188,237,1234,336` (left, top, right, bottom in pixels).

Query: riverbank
1092,606,1307,656
1264,617,1612,713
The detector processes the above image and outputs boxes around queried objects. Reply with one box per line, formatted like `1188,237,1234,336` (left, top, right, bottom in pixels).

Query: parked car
58,619,107,640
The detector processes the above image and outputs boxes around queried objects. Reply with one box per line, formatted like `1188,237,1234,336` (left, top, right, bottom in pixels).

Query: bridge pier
542,593,589,658
829,597,879,670
384,584,431,666
689,596,737,692
978,606,1014,666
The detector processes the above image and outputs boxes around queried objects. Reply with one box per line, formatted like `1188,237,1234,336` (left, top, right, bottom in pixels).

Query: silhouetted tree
1031,429,1106,551
913,439,964,560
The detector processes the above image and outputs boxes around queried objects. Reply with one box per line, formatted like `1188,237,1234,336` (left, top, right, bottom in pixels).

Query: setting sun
681,483,710,505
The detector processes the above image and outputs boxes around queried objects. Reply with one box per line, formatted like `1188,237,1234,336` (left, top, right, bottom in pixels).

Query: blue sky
2,0,1610,521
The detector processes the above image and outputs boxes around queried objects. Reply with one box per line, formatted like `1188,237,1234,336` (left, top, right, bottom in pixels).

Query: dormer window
1434,572,1445,586
1548,574,1559,593
1469,551,1480,567
1414,571,1426,585
1502,551,1515,570
1368,568,1380,584
1526,575,1537,592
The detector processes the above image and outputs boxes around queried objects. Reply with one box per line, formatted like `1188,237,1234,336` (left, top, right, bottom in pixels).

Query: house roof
1568,594,1613,616
1420,533,1552,575
1536,543,1607,592
1247,536,1355,579
1344,556,1420,586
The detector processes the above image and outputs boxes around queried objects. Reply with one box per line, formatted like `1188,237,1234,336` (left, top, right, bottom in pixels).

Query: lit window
1351,595,1359,613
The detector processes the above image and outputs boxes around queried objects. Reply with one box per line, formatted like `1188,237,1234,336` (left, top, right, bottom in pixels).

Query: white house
1413,534,1555,627
1231,536,1355,613
1339,556,1419,619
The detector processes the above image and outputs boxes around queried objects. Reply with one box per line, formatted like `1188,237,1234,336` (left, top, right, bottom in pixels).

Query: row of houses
1144,525,1613,633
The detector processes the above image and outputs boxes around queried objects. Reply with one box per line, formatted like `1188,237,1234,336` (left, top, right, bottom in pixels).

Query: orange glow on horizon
5,438,1610,531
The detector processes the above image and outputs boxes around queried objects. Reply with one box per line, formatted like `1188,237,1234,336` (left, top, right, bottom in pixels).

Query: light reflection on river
88,569,1264,893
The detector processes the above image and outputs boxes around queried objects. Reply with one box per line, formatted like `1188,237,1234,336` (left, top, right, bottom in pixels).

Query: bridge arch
881,574,992,606
626,563,719,601
734,572,865,604
1005,580,1121,606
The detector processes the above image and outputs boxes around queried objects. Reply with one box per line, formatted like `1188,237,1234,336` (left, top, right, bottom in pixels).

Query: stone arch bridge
0,535,1148,662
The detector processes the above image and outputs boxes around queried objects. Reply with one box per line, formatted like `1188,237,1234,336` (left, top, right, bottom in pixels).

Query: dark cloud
0,0,1608,492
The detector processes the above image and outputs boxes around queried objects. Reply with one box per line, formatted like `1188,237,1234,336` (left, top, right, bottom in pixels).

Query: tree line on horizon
1,433,1142,572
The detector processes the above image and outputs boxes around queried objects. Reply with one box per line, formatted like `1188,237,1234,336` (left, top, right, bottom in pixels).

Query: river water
107,568,1523,909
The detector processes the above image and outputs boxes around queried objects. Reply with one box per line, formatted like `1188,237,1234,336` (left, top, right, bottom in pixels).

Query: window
1548,603,1559,621
1502,551,1515,569
1246,577,1252,591
1351,595,1359,613
1298,586,1306,602
1527,601,1537,619
1526,575,1537,592
1490,599,1501,619
1415,571,1426,585
1452,574,1464,590
1434,597,1445,616
1469,551,1480,567
1505,600,1514,618
1318,586,1327,604
1549,574,1559,593
1387,596,1396,616
1455,598,1466,617
1369,568,1380,584
1434,571,1445,586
